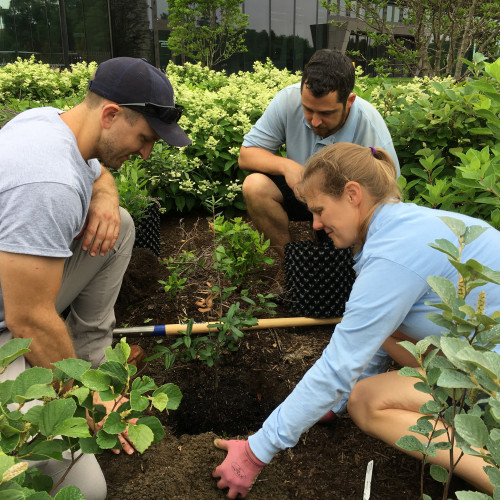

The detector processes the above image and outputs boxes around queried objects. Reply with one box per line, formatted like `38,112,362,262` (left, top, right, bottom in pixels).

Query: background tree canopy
166,0,249,69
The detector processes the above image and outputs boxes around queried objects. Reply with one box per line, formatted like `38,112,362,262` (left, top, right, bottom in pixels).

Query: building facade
0,0,412,74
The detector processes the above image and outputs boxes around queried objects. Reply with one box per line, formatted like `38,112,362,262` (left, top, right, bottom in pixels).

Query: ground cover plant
0,337,181,498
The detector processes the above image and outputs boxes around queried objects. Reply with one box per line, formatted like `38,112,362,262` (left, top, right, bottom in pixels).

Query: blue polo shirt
243,83,400,174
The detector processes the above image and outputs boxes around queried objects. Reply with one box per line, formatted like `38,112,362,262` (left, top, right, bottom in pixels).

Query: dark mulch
98,210,471,499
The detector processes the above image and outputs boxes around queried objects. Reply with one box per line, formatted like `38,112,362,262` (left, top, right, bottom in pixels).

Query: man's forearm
238,146,302,176
93,164,119,202
10,312,76,370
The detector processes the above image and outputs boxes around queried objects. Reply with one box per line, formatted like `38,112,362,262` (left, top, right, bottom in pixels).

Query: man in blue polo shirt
239,49,399,260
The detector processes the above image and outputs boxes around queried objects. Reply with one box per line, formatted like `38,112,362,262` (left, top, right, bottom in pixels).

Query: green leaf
81,370,111,391
96,430,120,450
102,412,127,435
454,414,488,447
24,384,57,401
398,366,425,379
54,485,86,499
104,341,129,365
427,276,458,306
131,376,157,394
429,464,449,483
39,399,77,437
153,384,182,410
12,367,53,403
437,369,477,389
485,466,500,488
151,392,169,412
31,439,67,460
455,492,492,499
130,390,149,412
136,416,165,444
52,359,91,382
78,436,100,454
97,361,129,384
439,216,466,237
396,435,425,453
429,239,459,259
463,225,488,245
53,417,90,438
127,423,153,454
0,338,31,369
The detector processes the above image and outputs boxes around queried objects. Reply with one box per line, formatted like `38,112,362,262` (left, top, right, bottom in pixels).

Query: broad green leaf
153,384,182,410
455,492,492,499
81,370,111,391
396,435,425,454
429,239,459,259
97,361,129,383
12,367,53,403
408,417,433,436
104,339,130,365
0,338,31,369
39,398,77,437
485,466,500,487
152,392,169,412
398,366,424,379
0,454,16,476
52,359,91,382
24,384,56,401
54,485,86,499
127,423,153,454
439,216,466,237
130,390,149,412
66,386,90,406
78,436,100,454
463,225,488,245
429,464,449,483
31,439,67,460
427,276,457,306
0,380,13,405
457,349,500,380
454,414,488,447
137,416,164,444
437,369,477,389
96,430,120,449
131,376,157,394
53,417,90,438
102,412,127,435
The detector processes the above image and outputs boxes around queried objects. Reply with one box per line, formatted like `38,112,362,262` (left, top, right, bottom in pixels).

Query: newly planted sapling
396,217,500,499
0,337,182,496
212,215,275,286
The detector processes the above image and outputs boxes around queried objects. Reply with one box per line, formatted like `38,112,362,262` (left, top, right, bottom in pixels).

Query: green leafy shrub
212,215,274,285
397,217,500,499
371,54,500,227
0,337,182,496
113,157,158,223
0,56,96,104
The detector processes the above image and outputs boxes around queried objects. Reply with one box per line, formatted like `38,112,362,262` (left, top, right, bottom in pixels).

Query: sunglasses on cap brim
119,102,184,124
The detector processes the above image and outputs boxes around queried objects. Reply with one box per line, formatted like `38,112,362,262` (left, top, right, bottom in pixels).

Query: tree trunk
453,0,478,79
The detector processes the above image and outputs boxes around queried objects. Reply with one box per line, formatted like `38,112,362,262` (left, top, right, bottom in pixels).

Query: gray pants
0,207,135,498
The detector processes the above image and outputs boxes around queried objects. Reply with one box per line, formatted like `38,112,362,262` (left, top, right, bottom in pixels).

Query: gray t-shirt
0,107,101,329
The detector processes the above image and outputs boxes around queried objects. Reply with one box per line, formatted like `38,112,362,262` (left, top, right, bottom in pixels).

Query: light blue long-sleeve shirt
249,202,500,463
242,83,400,174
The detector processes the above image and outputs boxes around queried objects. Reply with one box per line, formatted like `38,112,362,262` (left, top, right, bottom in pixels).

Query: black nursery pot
134,203,161,256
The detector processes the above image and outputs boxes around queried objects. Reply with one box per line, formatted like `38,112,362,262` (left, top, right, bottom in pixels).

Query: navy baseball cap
87,57,191,147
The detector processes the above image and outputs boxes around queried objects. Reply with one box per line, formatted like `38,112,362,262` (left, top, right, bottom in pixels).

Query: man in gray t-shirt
239,49,399,260
0,57,190,497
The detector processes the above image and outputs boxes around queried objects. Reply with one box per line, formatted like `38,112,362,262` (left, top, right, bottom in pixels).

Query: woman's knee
347,377,378,431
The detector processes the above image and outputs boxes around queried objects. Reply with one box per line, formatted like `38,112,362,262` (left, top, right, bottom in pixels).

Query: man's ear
100,104,120,130
344,181,362,206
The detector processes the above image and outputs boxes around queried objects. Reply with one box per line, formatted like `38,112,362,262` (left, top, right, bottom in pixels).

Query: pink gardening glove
212,439,266,498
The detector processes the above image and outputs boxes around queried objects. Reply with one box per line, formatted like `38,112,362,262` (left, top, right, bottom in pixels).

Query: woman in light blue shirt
213,143,499,498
